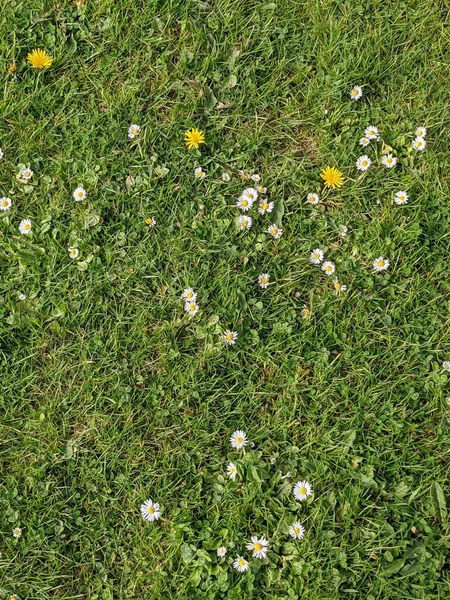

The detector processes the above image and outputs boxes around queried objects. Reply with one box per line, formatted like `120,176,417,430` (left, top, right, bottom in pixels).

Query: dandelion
128,124,141,139
306,192,320,205
140,499,161,522
0,196,12,211
194,166,206,179
258,199,274,215
359,137,370,147
333,280,347,294
364,126,379,140
182,288,197,301
227,462,238,480
68,247,79,259
222,172,231,182
310,249,324,264
241,187,258,203
233,557,249,573
222,330,238,345
258,273,270,288
350,85,363,100
293,480,312,501
238,215,252,230
27,48,53,69
146,216,157,227
320,166,344,189
256,185,267,194
356,155,371,171
321,261,335,276
250,173,261,182
373,256,389,272
381,154,397,168
394,191,408,205
73,187,86,202
442,361,450,372
184,300,199,316
267,224,283,239
415,127,426,138
217,546,227,557
230,429,247,449
20,168,33,181
246,536,269,560
412,137,426,151
12,527,22,538
338,225,348,238
236,195,254,211
289,522,305,540
301,306,312,319
19,219,32,235
184,128,205,150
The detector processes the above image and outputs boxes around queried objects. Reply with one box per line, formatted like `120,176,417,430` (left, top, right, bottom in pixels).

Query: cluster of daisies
181,287,199,317
309,248,347,294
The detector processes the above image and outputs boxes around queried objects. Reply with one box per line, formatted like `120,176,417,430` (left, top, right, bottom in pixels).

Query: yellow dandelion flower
320,166,345,189
184,128,205,150
27,49,53,69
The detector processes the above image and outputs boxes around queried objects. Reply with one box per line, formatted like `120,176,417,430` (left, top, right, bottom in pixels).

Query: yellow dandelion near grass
184,128,205,150
27,49,53,69
320,166,345,189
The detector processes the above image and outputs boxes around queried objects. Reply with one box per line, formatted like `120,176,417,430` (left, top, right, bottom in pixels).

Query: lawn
1,1,450,598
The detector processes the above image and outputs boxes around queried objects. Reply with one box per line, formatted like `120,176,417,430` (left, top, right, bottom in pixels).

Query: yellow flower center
261,277,267,284
262,203,268,210
242,199,248,206
325,266,332,272
24,224,30,231
254,543,262,551
236,436,242,444
239,559,245,566
188,304,196,311
242,220,248,227
294,527,299,534
300,487,307,495
231,466,236,472
334,282,340,290
386,158,392,164
186,292,193,298
378,260,385,267
362,160,367,167
147,506,155,514
2,200,8,206
226,333,233,340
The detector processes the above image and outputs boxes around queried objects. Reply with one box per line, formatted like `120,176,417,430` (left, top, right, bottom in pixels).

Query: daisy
222,330,238,345
18,293,26,301
356,155,371,171
415,127,426,138
310,249,324,264
289,522,305,540
301,306,312,319
293,480,312,501
233,557,249,573
267,224,283,239
258,199,274,215
442,361,450,372
0,196,12,211
184,300,199,316
320,166,344,189
238,215,252,230
412,137,426,151
306,192,320,205
20,168,33,181
364,126,379,140
321,261,335,276
333,280,347,294
373,256,389,272
250,174,261,182
182,288,197,301
27,48,53,69
258,273,270,289
394,191,408,205
350,85,363,100
338,225,348,238
227,462,238,480
194,166,206,179
128,124,141,139
381,154,397,168
217,546,227,558
140,499,161,522
256,185,267,194
73,187,86,201
239,170,251,181
236,195,254,211
184,128,205,150
12,527,22,538
145,216,157,227
359,137,370,147
68,247,79,259
9,595,19,600
222,172,231,182
19,219,32,235
241,187,258,203
246,536,269,560
230,429,247,449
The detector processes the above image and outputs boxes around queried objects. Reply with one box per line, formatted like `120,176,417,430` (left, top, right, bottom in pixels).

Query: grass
1,0,450,598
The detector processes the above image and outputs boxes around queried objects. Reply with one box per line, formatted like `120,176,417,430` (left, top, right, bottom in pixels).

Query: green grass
1,0,450,598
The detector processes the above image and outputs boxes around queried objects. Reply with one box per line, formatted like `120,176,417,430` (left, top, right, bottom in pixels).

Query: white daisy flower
20,168,33,181
238,215,252,230
373,256,389,272
350,85,363,100
246,536,269,560
310,249,324,264
236,195,254,211
181,288,196,301
356,155,371,171
230,429,247,449
258,273,270,289
128,124,141,139
222,330,238,345
333,280,347,294
412,137,426,151
19,219,32,235
140,499,161,522
68,247,79,259
256,185,267,194
442,361,450,372
364,126,379,140
415,127,426,138
289,522,305,540
233,557,249,573
12,527,22,538
8,595,19,600
184,300,199,316
227,462,238,480
359,137,370,147
381,154,397,168
146,216,157,227
267,224,282,239
250,174,261,182
258,199,274,215
195,166,206,179
217,546,227,557
18,293,26,301
301,306,312,319
321,261,335,276
306,192,320,205
0,148,3,159
293,480,312,501
222,172,231,182
73,187,86,202
394,191,408,205
0,196,12,211
338,225,348,238
241,187,258,203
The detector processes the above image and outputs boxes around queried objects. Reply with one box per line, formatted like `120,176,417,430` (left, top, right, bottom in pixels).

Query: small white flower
289,522,305,540
381,154,397,168
222,172,231,182
238,215,252,230
267,224,282,239
0,148,3,159
394,191,408,205
442,361,450,372
195,166,206,179
12,527,22,538
373,256,389,272
19,219,32,235
241,187,258,203
182,288,197,301
256,185,267,194
306,192,320,205
222,330,238,345
184,300,199,316
230,429,247,449
18,293,26,301
359,137,370,147
356,155,371,171
146,216,157,227
350,85,363,100
20,168,33,181
68,247,79,259
293,480,312,501
338,225,348,238
227,462,238,480
128,124,141,139
217,546,227,557
258,273,270,289
301,305,312,319
140,499,161,522
8,595,19,600
246,536,269,560
310,249,324,264
258,199,274,215
321,261,335,276
73,187,86,202
0,196,12,211
233,557,249,573
415,127,426,138
412,137,426,151
333,280,347,294
236,195,254,211
250,174,261,182
364,126,379,140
